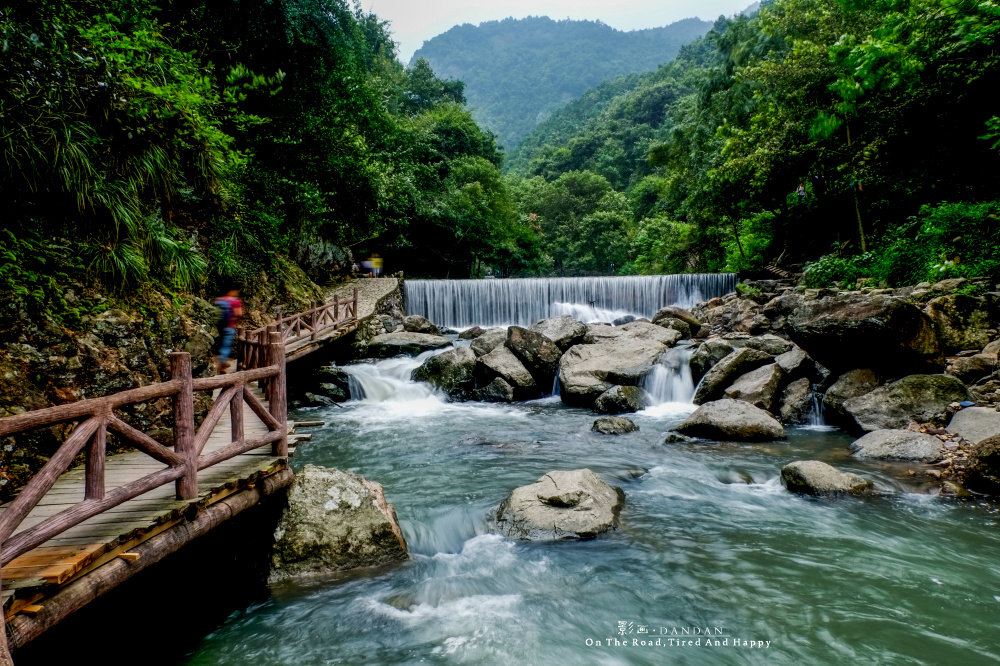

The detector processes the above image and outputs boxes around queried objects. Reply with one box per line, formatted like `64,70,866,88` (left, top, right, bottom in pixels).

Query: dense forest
0,0,536,336
508,0,1000,284
412,16,713,150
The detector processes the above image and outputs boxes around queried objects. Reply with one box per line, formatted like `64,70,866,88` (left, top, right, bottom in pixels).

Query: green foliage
735,282,763,298
414,16,713,149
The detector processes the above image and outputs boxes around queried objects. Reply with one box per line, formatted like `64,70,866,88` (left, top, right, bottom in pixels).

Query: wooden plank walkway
0,388,293,611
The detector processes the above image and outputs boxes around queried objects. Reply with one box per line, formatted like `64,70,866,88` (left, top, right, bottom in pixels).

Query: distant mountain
411,16,713,150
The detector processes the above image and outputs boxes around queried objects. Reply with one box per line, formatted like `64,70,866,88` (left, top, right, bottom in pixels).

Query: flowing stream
187,344,1000,665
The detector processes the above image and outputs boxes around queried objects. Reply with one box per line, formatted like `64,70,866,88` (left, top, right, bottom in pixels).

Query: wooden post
84,414,107,500
230,383,244,446
352,288,358,318
266,331,287,457
171,352,197,499
0,615,11,666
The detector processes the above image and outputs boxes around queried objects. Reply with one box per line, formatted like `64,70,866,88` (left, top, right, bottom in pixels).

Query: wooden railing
0,333,288,568
238,288,358,369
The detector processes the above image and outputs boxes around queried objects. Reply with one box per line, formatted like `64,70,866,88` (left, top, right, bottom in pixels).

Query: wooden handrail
0,346,287,567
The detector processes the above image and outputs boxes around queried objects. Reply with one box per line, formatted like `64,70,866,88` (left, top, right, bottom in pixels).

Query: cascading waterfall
804,387,831,429
642,345,695,406
342,350,442,404
405,274,736,328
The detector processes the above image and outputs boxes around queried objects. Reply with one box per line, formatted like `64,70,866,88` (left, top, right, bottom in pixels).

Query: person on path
214,288,243,373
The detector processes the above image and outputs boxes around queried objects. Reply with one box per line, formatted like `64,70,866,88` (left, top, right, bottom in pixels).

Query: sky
362,0,754,63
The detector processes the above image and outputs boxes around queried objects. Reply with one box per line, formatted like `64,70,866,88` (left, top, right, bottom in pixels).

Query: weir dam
403,274,737,328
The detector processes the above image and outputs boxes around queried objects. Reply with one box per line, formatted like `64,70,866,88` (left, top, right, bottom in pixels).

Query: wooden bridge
0,287,362,659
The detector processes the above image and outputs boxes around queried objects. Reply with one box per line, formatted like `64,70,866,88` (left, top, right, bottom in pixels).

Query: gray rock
781,460,874,496
965,435,1000,493
612,315,637,326
365,332,451,358
471,328,507,357
495,469,624,540
309,366,352,402
778,377,813,424
777,292,942,371
924,294,993,353
824,369,880,422
690,338,736,382
506,326,562,385
693,348,772,404
558,322,679,408
592,416,639,435
723,363,785,412
948,354,997,384
843,374,971,432
412,347,476,398
475,377,516,402
947,407,1000,444
774,347,813,377
726,333,794,356
402,314,439,335
475,345,537,399
270,465,407,582
655,317,692,339
593,385,644,414
530,316,587,351
850,429,944,462
651,306,702,330
676,398,785,441
458,326,486,340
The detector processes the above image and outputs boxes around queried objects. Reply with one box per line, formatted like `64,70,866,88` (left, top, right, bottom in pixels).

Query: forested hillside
0,0,534,329
507,0,1000,283
411,16,712,149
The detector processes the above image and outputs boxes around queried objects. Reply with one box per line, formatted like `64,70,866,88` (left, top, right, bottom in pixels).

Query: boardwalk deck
0,388,293,598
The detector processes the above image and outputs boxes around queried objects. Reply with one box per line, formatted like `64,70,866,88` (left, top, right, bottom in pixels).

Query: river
187,340,1000,665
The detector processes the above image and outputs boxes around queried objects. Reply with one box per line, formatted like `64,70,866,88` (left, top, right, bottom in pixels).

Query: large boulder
655,317,692,339
774,347,814,378
270,465,408,582
651,306,702,330
924,294,993,353
495,469,624,540
779,292,942,372
723,363,785,412
558,321,678,408
948,354,997,384
475,377,516,403
690,338,736,382
506,326,562,385
475,345,538,400
365,332,451,358
778,377,813,424
530,316,587,351
592,416,639,435
675,399,785,441
781,461,874,497
964,435,1000,493
412,347,476,398
850,429,944,462
458,325,486,340
725,333,794,357
471,328,507,357
824,369,879,423
308,366,353,402
593,385,644,414
843,374,971,432
402,314,439,335
947,407,1000,445
693,348,772,404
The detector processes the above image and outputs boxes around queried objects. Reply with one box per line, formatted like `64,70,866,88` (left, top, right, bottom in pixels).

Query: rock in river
781,460,874,496
365,332,451,358
475,345,538,400
402,314,439,335
947,407,1000,445
849,429,944,462
506,325,562,385
270,465,408,582
412,346,476,398
723,362,785,412
675,398,785,441
843,374,971,432
495,469,624,540
530,315,588,351
592,416,639,435
593,385,644,414
693,347,772,404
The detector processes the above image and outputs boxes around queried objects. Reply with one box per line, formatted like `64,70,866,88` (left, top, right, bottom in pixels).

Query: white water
638,345,698,418
802,387,835,431
405,274,735,328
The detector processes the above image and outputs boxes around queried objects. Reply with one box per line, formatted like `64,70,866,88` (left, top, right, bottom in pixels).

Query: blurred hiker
214,288,243,373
